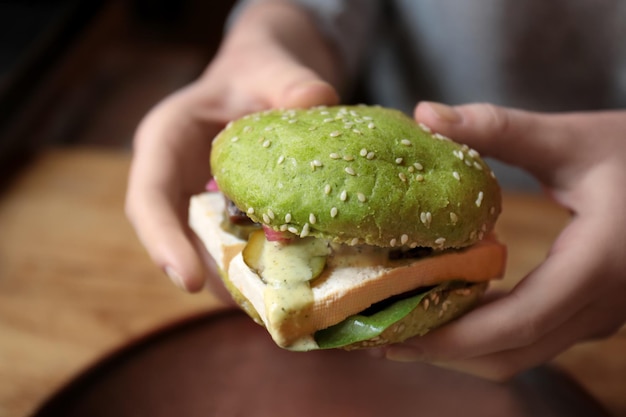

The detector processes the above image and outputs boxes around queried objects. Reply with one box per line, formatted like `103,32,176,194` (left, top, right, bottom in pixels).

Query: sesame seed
401,139,412,146
367,122,376,129
468,149,480,158
362,116,373,121
416,174,424,182
423,298,430,310
312,159,323,167
413,162,424,171
262,214,270,223
390,238,397,247
360,148,368,157
247,207,255,215
226,121,234,129
450,212,458,224
395,157,403,165
309,213,317,224
366,151,376,160
350,238,359,245
324,184,331,195
408,166,415,173
329,153,341,159
398,173,407,182
320,110,329,115
323,118,334,123
418,123,432,133
345,167,356,176
285,213,292,223
308,126,317,131
343,155,354,161
280,224,288,231
481,223,488,232
330,207,338,217
349,110,359,117
476,191,484,207
453,150,464,160
473,161,483,171
401,234,409,245
330,131,341,137
434,133,450,141
243,126,252,133
277,155,285,164
420,212,432,228
262,140,271,148
357,193,366,202
465,159,473,167
288,226,299,235
267,209,275,220
288,119,298,124
353,129,362,135
490,206,496,215
231,136,239,142
453,171,461,181
340,190,348,201
300,223,310,238
490,171,497,179
344,123,354,129
435,237,446,246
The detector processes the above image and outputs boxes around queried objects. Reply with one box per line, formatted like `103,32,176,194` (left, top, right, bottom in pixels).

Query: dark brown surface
33,311,609,417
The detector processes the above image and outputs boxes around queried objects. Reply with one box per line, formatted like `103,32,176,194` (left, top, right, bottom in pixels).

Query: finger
126,93,214,292
413,102,577,184
417,297,624,381
239,47,340,109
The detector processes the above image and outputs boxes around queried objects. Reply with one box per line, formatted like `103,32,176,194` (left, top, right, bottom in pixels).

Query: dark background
0,0,236,185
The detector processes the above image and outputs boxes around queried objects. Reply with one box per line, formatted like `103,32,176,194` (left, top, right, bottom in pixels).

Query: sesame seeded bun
211,105,501,249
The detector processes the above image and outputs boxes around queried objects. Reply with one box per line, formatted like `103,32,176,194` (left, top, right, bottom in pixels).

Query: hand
385,101,626,380
125,1,339,294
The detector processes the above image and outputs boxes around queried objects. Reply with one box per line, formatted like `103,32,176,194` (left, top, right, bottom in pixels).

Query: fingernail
164,266,187,291
425,102,462,124
385,346,424,363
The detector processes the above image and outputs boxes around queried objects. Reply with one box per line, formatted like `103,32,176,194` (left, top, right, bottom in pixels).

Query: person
125,0,626,380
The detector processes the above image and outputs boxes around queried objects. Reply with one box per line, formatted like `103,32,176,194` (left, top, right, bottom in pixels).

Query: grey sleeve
227,0,380,81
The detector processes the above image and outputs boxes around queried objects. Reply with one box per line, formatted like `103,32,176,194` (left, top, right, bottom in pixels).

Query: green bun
211,105,501,249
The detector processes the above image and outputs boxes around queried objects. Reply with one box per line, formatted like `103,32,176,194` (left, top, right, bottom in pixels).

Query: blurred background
0,2,624,417
0,0,236,183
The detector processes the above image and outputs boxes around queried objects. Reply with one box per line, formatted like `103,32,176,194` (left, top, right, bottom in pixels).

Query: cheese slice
190,192,506,349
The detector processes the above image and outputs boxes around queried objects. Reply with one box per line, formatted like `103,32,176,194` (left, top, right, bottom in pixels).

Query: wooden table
0,147,624,417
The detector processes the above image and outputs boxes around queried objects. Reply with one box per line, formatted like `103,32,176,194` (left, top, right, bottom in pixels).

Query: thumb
248,51,340,109
414,102,575,183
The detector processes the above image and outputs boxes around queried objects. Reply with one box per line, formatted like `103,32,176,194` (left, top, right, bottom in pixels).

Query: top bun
211,105,501,249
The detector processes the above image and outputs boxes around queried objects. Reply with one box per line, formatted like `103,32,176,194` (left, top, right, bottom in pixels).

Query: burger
190,105,506,351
